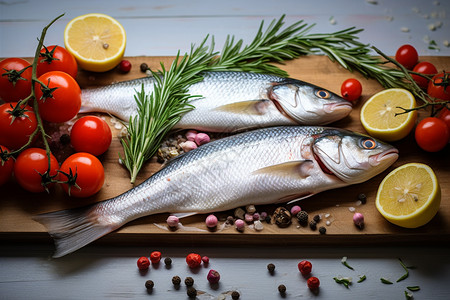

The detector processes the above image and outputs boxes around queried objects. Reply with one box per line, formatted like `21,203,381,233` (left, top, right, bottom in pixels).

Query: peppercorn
226,215,235,225
319,226,327,234
119,60,131,73
137,256,150,270
184,276,194,286
264,215,271,224
140,63,149,73
313,214,321,223
273,207,292,228
357,193,367,204
309,220,317,230
187,287,197,298
278,284,286,294
145,280,154,290
231,291,240,299
150,251,161,264
202,256,210,264
307,276,320,290
267,263,275,273
172,276,181,286
186,253,202,268
164,257,172,266
297,211,309,225
298,260,312,276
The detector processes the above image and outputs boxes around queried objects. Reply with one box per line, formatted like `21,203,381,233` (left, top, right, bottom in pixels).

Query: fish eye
315,89,331,99
361,138,377,149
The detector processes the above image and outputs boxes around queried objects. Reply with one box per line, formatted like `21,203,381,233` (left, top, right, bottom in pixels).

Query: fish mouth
313,152,336,177
369,148,399,166
323,102,353,114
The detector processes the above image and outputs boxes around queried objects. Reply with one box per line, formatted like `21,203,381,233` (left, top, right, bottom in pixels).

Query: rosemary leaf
341,256,355,270
407,286,420,291
397,258,412,282
333,276,352,288
357,275,367,283
380,278,393,284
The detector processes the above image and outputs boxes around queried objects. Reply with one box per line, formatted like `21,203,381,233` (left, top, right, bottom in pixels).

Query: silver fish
34,126,398,257
80,71,352,132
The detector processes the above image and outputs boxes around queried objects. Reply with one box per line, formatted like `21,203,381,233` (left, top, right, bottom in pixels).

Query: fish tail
33,204,120,258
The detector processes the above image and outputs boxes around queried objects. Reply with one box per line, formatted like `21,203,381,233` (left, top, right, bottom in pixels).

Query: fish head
311,129,399,184
270,80,352,125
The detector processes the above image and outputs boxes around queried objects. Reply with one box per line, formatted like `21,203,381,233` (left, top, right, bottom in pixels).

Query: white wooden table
1,1,450,299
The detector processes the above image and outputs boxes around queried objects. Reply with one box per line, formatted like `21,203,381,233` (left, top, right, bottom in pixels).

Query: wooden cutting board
1,56,449,247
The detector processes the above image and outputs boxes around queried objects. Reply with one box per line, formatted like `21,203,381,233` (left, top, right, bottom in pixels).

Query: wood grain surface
1,55,449,247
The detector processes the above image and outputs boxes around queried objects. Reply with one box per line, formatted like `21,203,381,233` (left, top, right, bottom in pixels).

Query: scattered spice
290,205,301,216
298,260,312,276
278,284,286,294
357,275,367,283
195,132,210,146
119,60,131,73
357,193,367,204
187,287,197,298
166,215,179,228
234,208,245,219
313,214,321,223
319,226,327,234
407,286,420,291
353,213,365,229
273,207,292,227
309,220,317,230
341,256,354,270
207,269,221,284
246,204,256,213
186,253,202,268
307,276,320,290
235,219,245,231
253,220,264,231
150,251,161,264
164,257,172,266
252,212,260,221
244,213,254,223
185,276,195,287
205,214,218,229
137,256,150,270
397,258,413,282
264,215,271,224
297,211,308,225
380,277,393,284
267,263,276,273
202,256,210,264
226,215,235,225
140,63,148,73
145,280,154,290
333,276,352,288
231,291,240,299
172,276,181,286
260,212,268,220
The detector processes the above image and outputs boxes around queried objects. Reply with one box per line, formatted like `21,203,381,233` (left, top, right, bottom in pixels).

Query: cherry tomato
0,102,37,150
0,57,32,102
59,152,105,197
395,44,418,70
14,148,59,193
0,145,14,186
428,72,450,101
341,78,362,102
70,116,112,156
34,71,81,123
411,62,437,89
415,117,449,152
438,108,450,130
37,45,78,79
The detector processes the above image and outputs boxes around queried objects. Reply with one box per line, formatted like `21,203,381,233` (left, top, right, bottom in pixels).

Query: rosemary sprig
341,256,354,270
334,276,352,288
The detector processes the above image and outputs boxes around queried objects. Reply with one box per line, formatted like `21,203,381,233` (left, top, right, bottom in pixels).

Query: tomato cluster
0,45,112,196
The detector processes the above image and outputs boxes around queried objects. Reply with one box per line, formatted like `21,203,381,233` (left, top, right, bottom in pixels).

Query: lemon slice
375,163,441,228
360,88,417,142
64,13,126,72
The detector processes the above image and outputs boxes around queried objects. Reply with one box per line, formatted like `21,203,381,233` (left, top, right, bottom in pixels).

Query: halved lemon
360,88,417,142
375,163,441,228
64,13,126,72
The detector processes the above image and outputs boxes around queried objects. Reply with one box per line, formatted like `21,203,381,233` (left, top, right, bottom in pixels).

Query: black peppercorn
145,280,154,289
172,275,181,285
313,214,321,223
358,193,367,204
319,226,327,234
187,287,197,298
231,290,240,299
309,220,317,230
267,263,275,273
140,63,149,73
278,284,286,294
265,215,271,224
164,257,172,266
185,276,194,286
297,211,309,225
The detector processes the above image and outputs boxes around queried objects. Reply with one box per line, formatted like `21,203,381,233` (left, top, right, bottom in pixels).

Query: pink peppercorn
235,219,245,231
202,256,210,264
185,130,197,141
119,60,132,73
290,205,301,216
253,213,260,221
137,256,150,270
195,133,210,146
353,212,365,229
186,253,202,268
244,213,254,223
207,269,221,284
150,251,161,264
298,260,312,275
307,277,320,290
166,215,179,228
205,214,218,228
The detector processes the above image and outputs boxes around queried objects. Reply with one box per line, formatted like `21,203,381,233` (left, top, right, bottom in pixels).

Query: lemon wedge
375,163,441,228
64,13,126,72
360,88,417,142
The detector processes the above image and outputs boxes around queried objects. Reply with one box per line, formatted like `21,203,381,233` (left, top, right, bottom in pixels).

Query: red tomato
0,102,37,150
34,71,81,123
59,153,105,197
0,145,14,186
340,78,362,102
395,44,418,70
70,116,112,156
411,62,438,89
14,148,59,193
438,108,450,130
415,117,449,152
37,45,78,79
0,58,32,102
428,72,450,101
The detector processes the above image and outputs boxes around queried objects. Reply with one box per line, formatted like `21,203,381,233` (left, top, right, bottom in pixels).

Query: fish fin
214,99,271,115
172,212,198,219
252,160,313,178
286,193,315,205
33,204,120,258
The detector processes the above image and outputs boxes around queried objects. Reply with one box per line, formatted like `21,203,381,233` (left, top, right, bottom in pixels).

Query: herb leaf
397,258,412,282
334,276,352,288
380,278,393,284
357,275,366,283
407,286,420,291
341,256,354,270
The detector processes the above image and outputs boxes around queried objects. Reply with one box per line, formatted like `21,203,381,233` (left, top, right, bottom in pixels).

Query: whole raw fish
80,71,352,132
34,126,398,257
